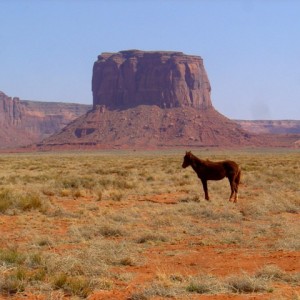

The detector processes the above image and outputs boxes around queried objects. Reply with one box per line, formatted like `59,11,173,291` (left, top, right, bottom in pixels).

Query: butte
39,50,264,149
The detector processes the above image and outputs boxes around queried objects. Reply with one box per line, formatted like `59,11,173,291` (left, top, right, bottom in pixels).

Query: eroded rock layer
0,91,91,148
92,50,212,110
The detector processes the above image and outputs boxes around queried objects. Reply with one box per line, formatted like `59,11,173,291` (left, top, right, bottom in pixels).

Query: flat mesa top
97,50,202,60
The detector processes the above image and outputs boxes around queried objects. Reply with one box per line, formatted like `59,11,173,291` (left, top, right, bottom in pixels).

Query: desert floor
0,149,299,299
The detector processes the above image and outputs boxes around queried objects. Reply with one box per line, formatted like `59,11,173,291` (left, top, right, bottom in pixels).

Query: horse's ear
185,151,191,157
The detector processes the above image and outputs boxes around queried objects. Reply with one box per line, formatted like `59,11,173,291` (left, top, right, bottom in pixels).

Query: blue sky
1,0,299,120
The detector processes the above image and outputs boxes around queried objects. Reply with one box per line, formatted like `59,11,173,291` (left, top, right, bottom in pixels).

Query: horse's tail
235,168,241,185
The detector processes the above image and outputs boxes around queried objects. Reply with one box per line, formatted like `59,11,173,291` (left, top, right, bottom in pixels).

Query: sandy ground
0,192,299,300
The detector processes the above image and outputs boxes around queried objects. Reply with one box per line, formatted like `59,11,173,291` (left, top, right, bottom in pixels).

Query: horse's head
182,151,192,168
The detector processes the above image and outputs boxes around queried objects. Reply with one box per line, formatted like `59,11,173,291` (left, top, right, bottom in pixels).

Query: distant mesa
92,50,212,110
0,91,91,149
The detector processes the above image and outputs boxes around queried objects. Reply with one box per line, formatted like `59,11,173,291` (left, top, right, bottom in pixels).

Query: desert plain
0,149,299,299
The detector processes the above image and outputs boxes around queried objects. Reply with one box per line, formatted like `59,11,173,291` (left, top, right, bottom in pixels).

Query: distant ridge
236,120,300,134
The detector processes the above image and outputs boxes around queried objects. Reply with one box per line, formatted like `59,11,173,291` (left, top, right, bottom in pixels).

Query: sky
1,0,299,120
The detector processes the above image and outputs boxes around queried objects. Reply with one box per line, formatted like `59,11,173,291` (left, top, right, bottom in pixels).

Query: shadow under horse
182,151,241,202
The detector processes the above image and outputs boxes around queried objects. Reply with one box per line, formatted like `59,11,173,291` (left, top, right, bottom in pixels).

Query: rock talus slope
42,105,256,148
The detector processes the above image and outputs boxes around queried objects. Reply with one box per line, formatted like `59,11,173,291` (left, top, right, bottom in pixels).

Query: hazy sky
1,0,299,120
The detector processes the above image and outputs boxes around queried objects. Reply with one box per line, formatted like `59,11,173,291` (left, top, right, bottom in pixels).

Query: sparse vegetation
226,273,273,293
0,150,299,298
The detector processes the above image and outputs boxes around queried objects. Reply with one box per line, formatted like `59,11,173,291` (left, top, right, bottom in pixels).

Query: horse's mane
189,152,205,164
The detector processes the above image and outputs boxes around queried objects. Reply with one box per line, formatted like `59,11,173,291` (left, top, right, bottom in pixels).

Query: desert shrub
60,176,97,190
60,188,71,197
41,188,55,196
27,252,44,268
0,248,26,265
113,179,134,189
186,282,211,294
128,292,148,300
33,236,53,248
136,232,168,244
52,273,93,297
118,257,135,266
256,265,300,284
269,219,300,251
0,189,14,212
63,276,93,298
96,190,103,201
18,192,43,211
43,253,86,276
52,272,68,289
98,225,124,238
133,282,180,298
0,272,25,295
186,274,223,294
0,189,45,213
80,239,140,271
226,273,272,293
109,191,123,201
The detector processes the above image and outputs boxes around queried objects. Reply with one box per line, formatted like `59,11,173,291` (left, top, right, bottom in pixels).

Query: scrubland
0,149,299,299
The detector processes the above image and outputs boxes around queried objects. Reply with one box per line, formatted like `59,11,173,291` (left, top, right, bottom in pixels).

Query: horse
182,151,241,202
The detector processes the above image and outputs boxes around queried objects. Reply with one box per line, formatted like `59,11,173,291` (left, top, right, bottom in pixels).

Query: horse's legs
233,169,241,202
228,177,235,202
233,183,238,202
233,178,239,202
201,179,209,200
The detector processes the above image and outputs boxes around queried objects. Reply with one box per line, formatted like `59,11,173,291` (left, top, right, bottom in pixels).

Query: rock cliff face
0,92,24,125
92,50,212,110
0,91,91,148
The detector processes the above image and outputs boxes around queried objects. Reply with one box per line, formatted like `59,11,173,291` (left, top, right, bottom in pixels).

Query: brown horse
182,151,241,202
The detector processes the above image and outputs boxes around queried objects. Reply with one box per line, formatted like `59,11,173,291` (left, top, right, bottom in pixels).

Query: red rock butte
35,50,300,149
92,50,212,110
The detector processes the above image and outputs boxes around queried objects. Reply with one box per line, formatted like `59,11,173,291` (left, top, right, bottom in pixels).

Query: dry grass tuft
0,188,47,214
226,273,273,293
